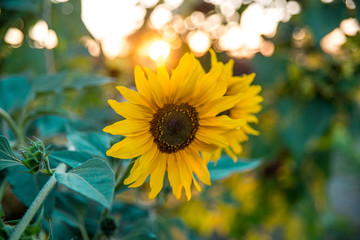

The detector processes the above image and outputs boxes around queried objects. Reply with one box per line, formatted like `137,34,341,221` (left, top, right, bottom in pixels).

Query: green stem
0,107,24,145
114,158,137,193
78,220,90,240
9,163,67,240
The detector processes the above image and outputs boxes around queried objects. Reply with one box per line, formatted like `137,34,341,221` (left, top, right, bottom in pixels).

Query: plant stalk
0,107,24,145
9,163,67,240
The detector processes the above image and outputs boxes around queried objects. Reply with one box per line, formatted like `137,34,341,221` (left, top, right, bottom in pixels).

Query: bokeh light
320,28,346,55
29,20,58,49
150,4,173,30
4,28,24,48
187,30,211,56
340,18,360,36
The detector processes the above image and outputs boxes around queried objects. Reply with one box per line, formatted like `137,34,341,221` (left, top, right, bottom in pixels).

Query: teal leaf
50,151,94,168
34,116,69,138
278,98,333,160
0,135,22,171
55,158,115,208
33,72,113,94
66,128,110,158
0,76,33,113
0,0,41,12
303,1,347,44
23,106,72,128
6,166,55,218
208,156,262,181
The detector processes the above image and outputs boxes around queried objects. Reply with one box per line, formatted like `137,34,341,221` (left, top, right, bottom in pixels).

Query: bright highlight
149,40,170,61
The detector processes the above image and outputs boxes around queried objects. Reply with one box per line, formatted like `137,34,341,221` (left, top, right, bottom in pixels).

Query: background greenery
1,0,360,239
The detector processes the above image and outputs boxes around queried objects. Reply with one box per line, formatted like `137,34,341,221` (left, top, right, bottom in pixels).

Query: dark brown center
150,103,199,153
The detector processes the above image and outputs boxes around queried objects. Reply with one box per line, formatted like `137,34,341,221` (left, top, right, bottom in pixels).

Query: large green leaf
55,158,115,208
66,128,110,158
0,76,32,113
0,0,41,12
0,135,22,171
208,156,262,181
6,166,55,218
33,72,113,94
34,116,70,138
50,151,94,168
302,1,347,44
278,98,333,160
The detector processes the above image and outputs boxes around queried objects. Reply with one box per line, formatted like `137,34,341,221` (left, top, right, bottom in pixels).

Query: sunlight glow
102,38,130,59
4,28,24,47
149,40,170,61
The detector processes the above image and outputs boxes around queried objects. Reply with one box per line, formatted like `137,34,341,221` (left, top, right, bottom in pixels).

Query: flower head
104,52,244,200
203,50,263,162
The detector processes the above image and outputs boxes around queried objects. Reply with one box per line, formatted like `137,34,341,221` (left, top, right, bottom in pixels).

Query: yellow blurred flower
104,52,244,200
203,50,263,162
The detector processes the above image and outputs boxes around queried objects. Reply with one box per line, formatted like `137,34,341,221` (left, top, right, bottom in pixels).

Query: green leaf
34,116,70,138
7,166,55,218
33,72,113,94
208,156,262,181
0,76,33,113
50,151,94,168
303,1,347,44
0,0,41,12
23,106,72,129
0,179,6,218
0,135,22,171
47,220,53,240
66,128,110,158
55,158,115,208
278,98,333,160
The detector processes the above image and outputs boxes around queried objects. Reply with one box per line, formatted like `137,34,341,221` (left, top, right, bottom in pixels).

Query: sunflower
202,50,263,162
103,53,245,200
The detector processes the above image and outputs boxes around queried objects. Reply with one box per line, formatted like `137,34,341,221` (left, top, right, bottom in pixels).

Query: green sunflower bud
20,138,49,174
100,217,117,237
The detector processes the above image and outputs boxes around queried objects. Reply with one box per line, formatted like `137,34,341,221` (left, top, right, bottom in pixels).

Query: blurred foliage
1,0,360,239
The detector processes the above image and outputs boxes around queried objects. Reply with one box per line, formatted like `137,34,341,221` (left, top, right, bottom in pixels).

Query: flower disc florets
150,103,199,153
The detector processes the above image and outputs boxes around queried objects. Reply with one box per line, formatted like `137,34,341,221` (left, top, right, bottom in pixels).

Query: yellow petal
176,151,193,200
195,126,228,147
186,149,211,185
124,144,158,185
103,119,149,136
116,86,154,110
124,158,141,185
198,94,243,118
143,67,167,108
167,155,183,199
148,153,167,199
190,65,222,107
199,116,245,129
108,100,153,120
106,134,153,159
224,146,237,162
156,63,170,96
134,66,152,100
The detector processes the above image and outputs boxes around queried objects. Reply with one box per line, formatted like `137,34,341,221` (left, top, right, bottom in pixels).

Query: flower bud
20,138,48,174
